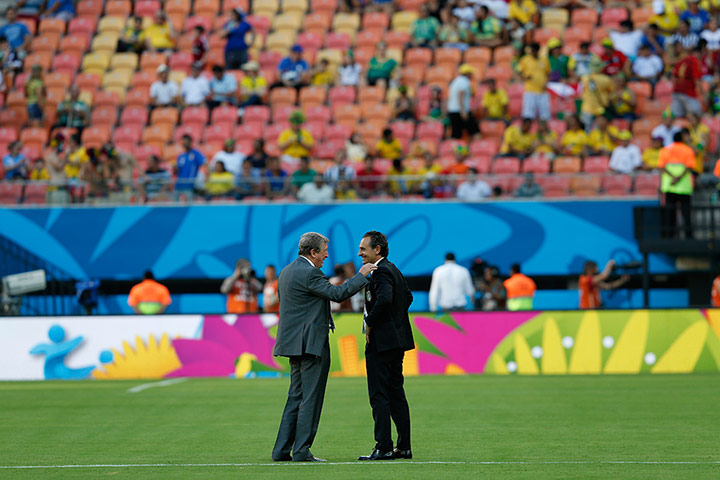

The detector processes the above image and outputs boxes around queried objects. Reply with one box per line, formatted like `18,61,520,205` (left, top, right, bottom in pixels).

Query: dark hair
383,128,392,137
583,260,597,274
334,264,345,276
182,134,192,142
580,41,591,49
363,231,389,257
194,25,205,32
445,252,455,261
479,5,489,14
529,42,540,53
143,270,154,280
510,263,521,274
620,19,633,30
70,133,81,144
212,65,223,73
673,130,685,142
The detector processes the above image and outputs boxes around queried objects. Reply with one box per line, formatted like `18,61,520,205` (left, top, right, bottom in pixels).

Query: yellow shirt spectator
387,164,413,195
206,171,236,196
65,147,89,179
278,128,314,158
311,70,333,86
500,125,536,154
535,130,558,155
588,126,619,153
580,73,614,115
509,0,537,25
30,166,50,181
140,23,174,50
690,122,709,173
482,89,509,119
240,75,267,101
517,55,549,93
642,147,661,169
375,138,404,160
561,130,588,156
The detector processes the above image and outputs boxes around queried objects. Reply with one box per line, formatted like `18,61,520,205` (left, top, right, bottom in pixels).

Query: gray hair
298,232,329,256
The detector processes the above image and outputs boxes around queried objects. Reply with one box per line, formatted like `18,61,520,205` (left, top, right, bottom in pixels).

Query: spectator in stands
276,45,309,90
579,58,613,130
128,270,172,314
235,158,262,199
669,19,700,49
357,156,384,198
42,0,75,20
174,134,205,202
439,14,470,50
0,7,30,54
140,155,172,202
508,0,538,30
247,139,268,169
609,20,644,59
191,25,209,65
517,42,551,121
345,132,369,163
568,42,597,79
82,147,114,201
547,38,569,82
452,0,476,30
411,4,441,48
579,260,629,309
210,139,245,176
239,61,267,110
448,144,471,175
481,78,508,120
471,5,504,48
392,85,415,121
687,111,708,173
310,58,334,87
632,44,664,87
429,252,474,312
456,168,491,201
141,11,176,53
700,16,720,50
682,0,709,35
448,64,480,140
534,120,558,157
609,130,642,174
323,150,356,188
150,65,180,108
499,118,535,158
503,263,536,311
205,161,235,199
329,264,352,312
476,265,506,311
29,157,49,182
642,136,664,170
641,23,666,55
671,44,704,118
291,156,317,193
63,134,89,186
181,62,211,106
560,116,588,157
648,1,678,35
263,265,279,313
375,128,403,160
3,141,28,180
297,174,334,202
366,42,397,87
514,172,543,198
56,85,89,133
600,38,631,77
45,134,68,200
416,151,442,198
101,142,137,195
118,16,145,54
24,64,46,127
278,111,314,165
659,129,696,239
588,116,619,155
208,65,238,108
424,86,445,123
263,156,289,199
336,178,359,199
220,258,263,314
387,158,413,197
610,75,638,121
222,8,254,70
0,35,23,76
653,109,681,147
337,52,363,87
698,38,716,81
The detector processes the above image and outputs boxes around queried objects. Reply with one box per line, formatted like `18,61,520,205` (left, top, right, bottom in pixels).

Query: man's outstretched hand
359,264,378,277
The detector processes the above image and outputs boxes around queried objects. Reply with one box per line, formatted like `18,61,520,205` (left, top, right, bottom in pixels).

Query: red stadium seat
82,126,112,149
90,106,118,127
492,157,521,174
328,86,356,105
634,173,660,195
68,17,96,37
324,123,352,142
180,106,210,127
264,123,290,143
405,48,433,67
438,139,466,157
304,105,331,123
469,139,499,157
583,156,609,174
135,0,161,17
522,156,551,175
174,124,203,143
234,122,264,141
553,156,582,174
416,121,444,142
570,175,602,196
272,105,295,124
204,124,233,144
243,106,271,124
112,124,143,144
538,175,571,197
212,105,239,125
602,175,632,195
325,32,351,50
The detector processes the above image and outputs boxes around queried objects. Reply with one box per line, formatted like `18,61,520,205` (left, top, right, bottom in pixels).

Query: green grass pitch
1,375,719,479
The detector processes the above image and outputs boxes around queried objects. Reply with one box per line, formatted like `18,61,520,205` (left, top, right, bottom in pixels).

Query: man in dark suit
357,231,415,461
272,232,376,462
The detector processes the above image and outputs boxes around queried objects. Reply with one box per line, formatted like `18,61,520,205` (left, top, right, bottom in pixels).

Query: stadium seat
180,106,210,128
82,52,111,75
631,7,653,27
98,16,126,35
75,72,102,91
77,0,103,18
493,46,515,65
82,126,111,148
325,123,352,142
469,138,499,157
134,0,161,17
583,156,609,174
118,106,147,127
485,64,514,83
140,52,167,72
0,183,22,204
251,0,279,18
124,89,150,107
358,86,386,105
204,124,233,144
243,106,271,124
25,52,52,72
332,12,360,32
570,8,598,27
405,48,433,67
112,124,142,144
522,156,551,175
20,127,49,147
169,52,193,74
302,12,332,35
480,121,506,139
564,25,592,44
492,157,521,175
68,17,97,37
299,86,327,107
602,174,632,195
149,107,179,127
601,7,628,27
537,175,571,197
234,122,264,141
59,35,89,58
434,48,462,69
356,122,382,146
105,0,132,16
283,0,308,14
570,175,601,196
90,106,119,127
310,0,336,14
315,139,344,159
296,32,324,52
328,86,357,106
269,87,298,107
634,173,660,196
325,32,351,50
391,11,417,33
39,18,66,36
162,143,184,163
332,104,361,128
553,156,582,174
304,105,331,124
384,30,410,50
30,35,60,53
222,0,249,13
92,90,119,108
361,103,391,123
272,105,295,124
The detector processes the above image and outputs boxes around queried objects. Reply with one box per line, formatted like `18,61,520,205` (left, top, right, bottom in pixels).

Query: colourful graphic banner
3,309,719,381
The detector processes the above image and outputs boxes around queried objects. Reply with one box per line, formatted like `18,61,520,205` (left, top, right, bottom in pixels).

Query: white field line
126,378,187,393
1,461,720,469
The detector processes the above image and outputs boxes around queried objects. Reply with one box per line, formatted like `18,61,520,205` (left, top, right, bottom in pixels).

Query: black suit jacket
365,258,415,352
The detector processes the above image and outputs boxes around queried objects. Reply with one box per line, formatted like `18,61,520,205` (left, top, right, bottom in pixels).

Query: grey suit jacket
273,257,369,357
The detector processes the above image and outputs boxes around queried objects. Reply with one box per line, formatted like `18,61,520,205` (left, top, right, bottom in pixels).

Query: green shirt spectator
367,43,397,86
411,5,440,47
291,158,316,190
548,38,569,81
56,85,90,129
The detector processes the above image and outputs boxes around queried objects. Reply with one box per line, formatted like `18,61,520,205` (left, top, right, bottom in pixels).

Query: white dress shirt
211,150,246,176
181,75,211,105
457,180,491,201
609,144,642,174
428,261,475,312
297,182,335,202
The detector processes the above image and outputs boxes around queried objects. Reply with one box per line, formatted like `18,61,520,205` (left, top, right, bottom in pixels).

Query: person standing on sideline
579,260,629,309
272,233,375,462
447,64,481,140
357,231,415,461
263,265,279,313
127,271,171,314
503,263,536,311
428,253,475,312
221,258,263,314
659,129,696,239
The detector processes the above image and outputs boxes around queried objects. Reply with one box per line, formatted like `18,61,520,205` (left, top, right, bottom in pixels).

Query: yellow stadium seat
332,13,360,31
103,85,127,102
272,12,303,32
83,52,112,75
102,70,133,89
92,34,120,54
283,0,308,14
98,16,126,35
169,70,187,85
316,48,342,66
386,48,403,65
391,11,417,34
541,8,569,27
79,90,95,107
110,52,138,71
252,0,279,18
266,31,296,53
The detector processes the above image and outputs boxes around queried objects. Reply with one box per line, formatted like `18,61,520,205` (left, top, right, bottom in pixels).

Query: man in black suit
272,232,376,462
357,231,415,461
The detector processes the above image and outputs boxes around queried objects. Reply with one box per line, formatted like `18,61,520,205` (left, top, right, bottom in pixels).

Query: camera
608,261,641,282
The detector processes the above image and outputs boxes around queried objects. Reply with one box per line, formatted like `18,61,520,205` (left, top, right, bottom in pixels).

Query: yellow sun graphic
92,333,181,380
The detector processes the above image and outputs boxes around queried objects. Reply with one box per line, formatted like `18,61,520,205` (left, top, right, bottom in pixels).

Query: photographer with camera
579,260,630,309
221,258,263,314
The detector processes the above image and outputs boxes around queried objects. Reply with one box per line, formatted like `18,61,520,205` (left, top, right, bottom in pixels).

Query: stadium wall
4,309,719,381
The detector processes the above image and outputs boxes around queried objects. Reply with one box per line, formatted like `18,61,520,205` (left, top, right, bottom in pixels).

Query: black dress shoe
295,455,327,462
393,449,412,459
272,454,292,461
358,448,395,461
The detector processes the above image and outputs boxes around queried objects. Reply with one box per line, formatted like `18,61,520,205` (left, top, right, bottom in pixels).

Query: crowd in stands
2,0,720,203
